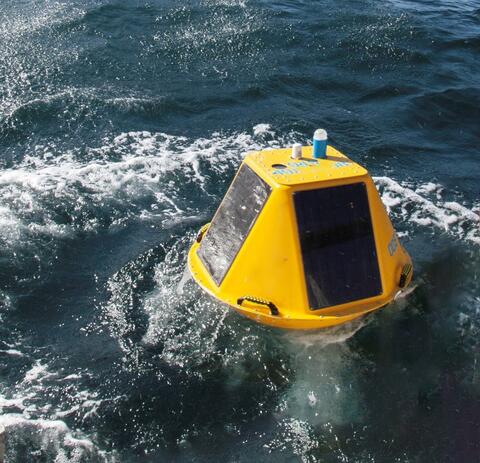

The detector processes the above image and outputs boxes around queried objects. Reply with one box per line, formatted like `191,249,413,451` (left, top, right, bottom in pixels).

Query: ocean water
0,0,479,461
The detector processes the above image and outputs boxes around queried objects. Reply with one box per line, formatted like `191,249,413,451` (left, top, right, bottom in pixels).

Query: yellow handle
237,296,279,316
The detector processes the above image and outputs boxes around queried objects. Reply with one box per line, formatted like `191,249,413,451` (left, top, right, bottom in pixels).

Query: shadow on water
337,245,480,463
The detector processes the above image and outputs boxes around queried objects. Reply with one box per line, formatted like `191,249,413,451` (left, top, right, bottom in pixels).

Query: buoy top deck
247,145,367,187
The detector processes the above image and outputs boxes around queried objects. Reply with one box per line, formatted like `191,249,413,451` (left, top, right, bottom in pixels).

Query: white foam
0,128,304,302
0,414,116,462
374,176,480,244
0,356,118,461
23,361,54,384
0,129,276,252
1,130,476,266
307,391,317,407
60,373,82,381
0,396,26,411
253,123,274,136
0,349,24,357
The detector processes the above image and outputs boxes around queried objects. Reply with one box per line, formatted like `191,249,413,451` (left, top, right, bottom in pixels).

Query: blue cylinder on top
312,128,328,159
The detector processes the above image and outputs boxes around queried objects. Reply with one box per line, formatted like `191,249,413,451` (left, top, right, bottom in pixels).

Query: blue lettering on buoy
334,161,349,168
272,168,298,175
271,159,318,176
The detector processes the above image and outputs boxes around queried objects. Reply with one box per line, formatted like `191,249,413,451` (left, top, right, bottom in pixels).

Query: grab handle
399,263,413,288
237,296,279,316
196,224,210,243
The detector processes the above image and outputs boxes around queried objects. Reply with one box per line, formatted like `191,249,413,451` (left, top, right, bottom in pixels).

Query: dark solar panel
197,164,271,285
294,183,382,309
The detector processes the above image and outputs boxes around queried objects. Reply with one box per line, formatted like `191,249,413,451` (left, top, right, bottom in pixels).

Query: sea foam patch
0,415,116,463
0,356,117,462
1,127,478,259
374,176,480,245
0,126,289,274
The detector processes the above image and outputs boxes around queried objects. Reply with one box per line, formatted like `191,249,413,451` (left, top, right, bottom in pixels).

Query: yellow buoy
188,136,412,329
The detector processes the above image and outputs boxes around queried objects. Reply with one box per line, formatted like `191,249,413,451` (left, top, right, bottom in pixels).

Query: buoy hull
187,145,413,330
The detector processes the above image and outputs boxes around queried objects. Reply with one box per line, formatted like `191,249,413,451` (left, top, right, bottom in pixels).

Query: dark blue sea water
0,0,479,461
